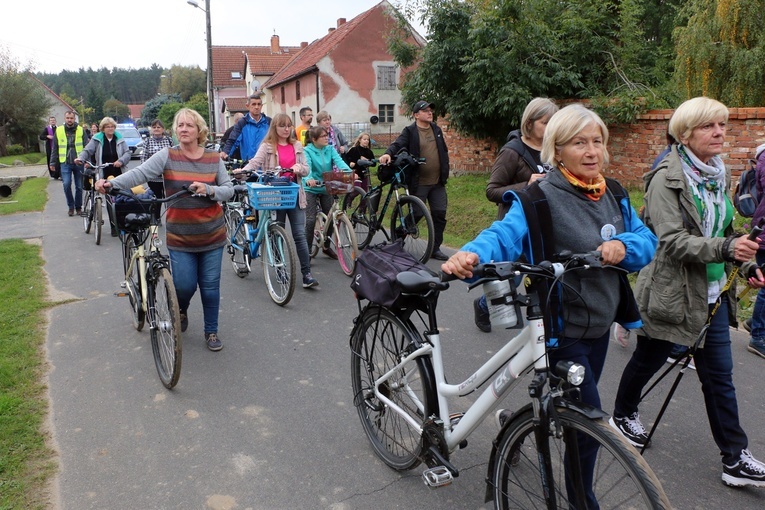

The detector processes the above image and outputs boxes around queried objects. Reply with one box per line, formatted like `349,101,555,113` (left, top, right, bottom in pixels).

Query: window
377,66,397,90
280,87,285,104
296,80,301,100
379,104,394,123
230,71,242,80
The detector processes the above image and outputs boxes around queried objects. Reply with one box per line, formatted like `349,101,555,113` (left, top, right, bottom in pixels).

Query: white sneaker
723,449,765,487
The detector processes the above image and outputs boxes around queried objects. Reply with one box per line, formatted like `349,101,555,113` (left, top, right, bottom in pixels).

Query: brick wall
432,108,765,188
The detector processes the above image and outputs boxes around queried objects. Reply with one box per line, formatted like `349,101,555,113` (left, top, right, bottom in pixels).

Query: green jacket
635,145,755,346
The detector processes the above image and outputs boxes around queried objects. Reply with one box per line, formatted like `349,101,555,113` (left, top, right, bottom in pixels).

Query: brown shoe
75,208,82,215
68,209,74,217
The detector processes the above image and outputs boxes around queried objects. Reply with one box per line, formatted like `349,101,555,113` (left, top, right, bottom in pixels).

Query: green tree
0,48,52,155
158,102,184,135
163,65,206,102
140,93,183,127
103,98,130,123
674,0,765,105
185,93,211,127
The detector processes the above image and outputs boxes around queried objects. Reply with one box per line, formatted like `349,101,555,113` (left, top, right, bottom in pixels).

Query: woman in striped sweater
96,108,234,352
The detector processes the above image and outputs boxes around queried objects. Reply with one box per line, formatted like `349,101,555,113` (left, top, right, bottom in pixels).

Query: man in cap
379,100,451,260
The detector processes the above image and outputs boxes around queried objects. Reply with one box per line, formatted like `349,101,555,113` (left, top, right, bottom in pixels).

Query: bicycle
109,186,193,389
81,163,110,245
308,171,359,276
349,251,670,509
223,168,299,306
343,150,434,263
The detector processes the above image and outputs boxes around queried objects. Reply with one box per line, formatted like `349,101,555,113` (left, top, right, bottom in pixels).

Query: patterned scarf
677,144,726,238
558,164,606,201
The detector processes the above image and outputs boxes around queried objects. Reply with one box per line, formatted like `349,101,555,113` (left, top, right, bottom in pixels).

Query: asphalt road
24,165,765,509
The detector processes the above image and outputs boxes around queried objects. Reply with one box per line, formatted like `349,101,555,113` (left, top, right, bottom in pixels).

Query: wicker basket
247,182,299,210
322,171,354,195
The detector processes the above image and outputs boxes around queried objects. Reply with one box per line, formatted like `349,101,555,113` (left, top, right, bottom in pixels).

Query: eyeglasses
317,134,329,139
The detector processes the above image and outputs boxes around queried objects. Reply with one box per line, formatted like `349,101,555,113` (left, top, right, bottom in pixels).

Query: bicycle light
555,361,585,386
152,236,163,249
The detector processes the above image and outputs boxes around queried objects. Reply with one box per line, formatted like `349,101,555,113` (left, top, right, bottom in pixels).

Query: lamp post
187,0,216,136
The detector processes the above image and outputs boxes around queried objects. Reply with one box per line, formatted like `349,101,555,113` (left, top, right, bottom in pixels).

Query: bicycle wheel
390,195,434,264
310,213,325,258
123,236,145,331
333,213,358,276
261,222,298,306
350,305,437,471
491,408,670,510
343,187,373,249
94,196,103,245
228,209,251,277
82,192,93,233
148,267,182,389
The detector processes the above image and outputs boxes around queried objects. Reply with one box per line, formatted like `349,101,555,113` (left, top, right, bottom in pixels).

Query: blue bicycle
223,169,299,306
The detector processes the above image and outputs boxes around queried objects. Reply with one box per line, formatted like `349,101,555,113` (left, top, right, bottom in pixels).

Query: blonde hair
541,104,610,168
668,97,729,143
352,131,371,147
263,113,296,146
99,117,117,131
520,98,558,138
316,111,331,123
172,108,209,145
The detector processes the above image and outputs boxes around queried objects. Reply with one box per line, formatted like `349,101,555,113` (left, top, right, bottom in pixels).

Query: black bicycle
343,150,434,263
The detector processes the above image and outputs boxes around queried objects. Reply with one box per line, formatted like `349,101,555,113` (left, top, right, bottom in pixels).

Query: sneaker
473,297,491,333
494,409,513,430
206,332,222,351
609,413,651,448
722,449,765,487
302,273,318,288
179,312,188,333
744,318,752,333
748,342,765,359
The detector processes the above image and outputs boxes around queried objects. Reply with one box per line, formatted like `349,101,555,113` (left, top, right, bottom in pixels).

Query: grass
0,240,57,510
0,178,49,216
0,152,47,166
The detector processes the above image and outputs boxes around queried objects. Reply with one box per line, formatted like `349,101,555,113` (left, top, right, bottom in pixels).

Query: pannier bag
350,239,435,308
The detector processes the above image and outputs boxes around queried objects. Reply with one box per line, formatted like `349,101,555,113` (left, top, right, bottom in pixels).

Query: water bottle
483,279,518,329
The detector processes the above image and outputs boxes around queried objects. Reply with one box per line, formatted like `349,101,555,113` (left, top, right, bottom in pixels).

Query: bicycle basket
247,182,299,210
322,171,354,195
112,198,150,232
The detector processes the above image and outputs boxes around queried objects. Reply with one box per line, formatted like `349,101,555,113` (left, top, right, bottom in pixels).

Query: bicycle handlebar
107,185,194,204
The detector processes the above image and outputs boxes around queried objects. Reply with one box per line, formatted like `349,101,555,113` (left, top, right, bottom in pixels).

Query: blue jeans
60,163,83,210
276,206,311,277
169,247,224,334
614,297,748,464
548,331,610,509
750,251,765,347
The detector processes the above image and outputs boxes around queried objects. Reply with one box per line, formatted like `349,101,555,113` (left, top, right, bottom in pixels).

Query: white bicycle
349,251,671,509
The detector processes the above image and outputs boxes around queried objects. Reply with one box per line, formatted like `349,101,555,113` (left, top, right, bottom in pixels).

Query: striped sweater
109,146,234,252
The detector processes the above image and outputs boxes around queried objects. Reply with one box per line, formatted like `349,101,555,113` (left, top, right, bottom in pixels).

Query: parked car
116,124,145,159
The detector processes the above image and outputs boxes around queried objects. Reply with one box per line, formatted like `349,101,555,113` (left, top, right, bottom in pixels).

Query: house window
379,104,394,123
230,71,242,80
377,66,397,90
296,80,301,100
281,87,285,104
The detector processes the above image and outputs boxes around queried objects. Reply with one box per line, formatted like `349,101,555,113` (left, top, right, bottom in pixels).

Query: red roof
222,97,249,112
264,4,380,87
212,45,302,88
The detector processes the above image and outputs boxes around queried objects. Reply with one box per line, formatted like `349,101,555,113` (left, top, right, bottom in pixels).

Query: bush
7,144,25,156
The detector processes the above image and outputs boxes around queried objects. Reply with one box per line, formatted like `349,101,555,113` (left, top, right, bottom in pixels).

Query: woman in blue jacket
303,126,353,259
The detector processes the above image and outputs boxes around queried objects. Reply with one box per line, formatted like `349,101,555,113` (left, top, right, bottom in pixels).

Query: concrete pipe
0,185,12,198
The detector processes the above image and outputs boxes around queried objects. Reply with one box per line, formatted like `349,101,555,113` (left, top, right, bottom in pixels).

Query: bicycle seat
397,270,449,294
123,213,151,230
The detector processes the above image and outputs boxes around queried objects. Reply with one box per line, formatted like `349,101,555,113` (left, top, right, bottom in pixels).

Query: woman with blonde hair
346,131,375,191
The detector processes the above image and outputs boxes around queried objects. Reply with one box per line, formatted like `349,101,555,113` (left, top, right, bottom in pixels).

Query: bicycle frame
372,314,546,453
124,223,167,316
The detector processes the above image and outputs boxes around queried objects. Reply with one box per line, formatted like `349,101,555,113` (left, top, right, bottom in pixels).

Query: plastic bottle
483,279,518,329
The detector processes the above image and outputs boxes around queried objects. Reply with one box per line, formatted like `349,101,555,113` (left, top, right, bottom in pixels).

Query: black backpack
733,160,760,218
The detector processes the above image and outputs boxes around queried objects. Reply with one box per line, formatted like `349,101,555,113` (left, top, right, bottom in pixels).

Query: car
116,123,145,160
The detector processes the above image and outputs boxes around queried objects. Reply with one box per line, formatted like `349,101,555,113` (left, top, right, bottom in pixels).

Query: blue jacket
223,113,271,161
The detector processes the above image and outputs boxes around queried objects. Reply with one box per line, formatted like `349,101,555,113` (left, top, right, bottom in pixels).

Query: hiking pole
638,223,762,455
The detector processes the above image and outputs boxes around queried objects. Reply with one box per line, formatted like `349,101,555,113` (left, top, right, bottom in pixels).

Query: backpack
734,160,760,217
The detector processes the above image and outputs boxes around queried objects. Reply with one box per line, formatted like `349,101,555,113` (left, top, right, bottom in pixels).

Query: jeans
750,251,765,347
60,163,83,210
169,247,224,334
549,331,610,509
413,183,447,251
276,206,311,277
304,192,333,250
613,297,748,465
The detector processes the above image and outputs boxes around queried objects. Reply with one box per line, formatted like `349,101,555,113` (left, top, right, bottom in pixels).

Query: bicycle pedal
114,291,128,297
422,467,453,488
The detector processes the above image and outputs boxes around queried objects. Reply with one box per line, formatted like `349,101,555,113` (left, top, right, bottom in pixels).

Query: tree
674,0,765,106
158,102,184,134
103,98,130,123
0,47,52,155
185,93,211,127
140,93,182,127
162,65,206,102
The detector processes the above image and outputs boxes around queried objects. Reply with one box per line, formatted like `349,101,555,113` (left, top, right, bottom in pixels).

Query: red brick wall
434,108,765,187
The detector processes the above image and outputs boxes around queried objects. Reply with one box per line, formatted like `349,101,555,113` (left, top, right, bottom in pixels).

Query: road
31,165,765,509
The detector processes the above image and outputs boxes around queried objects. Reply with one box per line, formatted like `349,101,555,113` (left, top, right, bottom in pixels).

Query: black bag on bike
350,239,435,308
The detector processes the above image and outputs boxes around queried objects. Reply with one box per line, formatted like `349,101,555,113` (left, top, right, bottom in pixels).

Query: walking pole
638,224,762,455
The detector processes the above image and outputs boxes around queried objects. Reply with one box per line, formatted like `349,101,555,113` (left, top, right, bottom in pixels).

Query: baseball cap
413,100,435,113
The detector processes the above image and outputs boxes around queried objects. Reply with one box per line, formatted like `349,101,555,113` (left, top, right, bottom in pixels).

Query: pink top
277,143,296,169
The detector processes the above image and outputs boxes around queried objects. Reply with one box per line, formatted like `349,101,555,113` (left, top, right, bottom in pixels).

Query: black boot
474,297,491,333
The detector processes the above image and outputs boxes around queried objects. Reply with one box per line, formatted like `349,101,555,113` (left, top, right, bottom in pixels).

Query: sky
1,0,426,75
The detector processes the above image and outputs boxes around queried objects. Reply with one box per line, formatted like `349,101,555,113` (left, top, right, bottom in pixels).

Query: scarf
558,164,606,201
677,144,726,238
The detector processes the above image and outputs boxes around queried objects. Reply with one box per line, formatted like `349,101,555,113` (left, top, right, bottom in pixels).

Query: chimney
270,34,280,54
328,27,335,33
300,41,308,49
337,18,346,28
